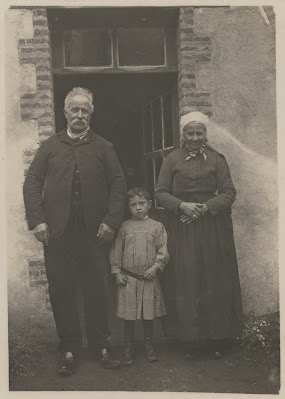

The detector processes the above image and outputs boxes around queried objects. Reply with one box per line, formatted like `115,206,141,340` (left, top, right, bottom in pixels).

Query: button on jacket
23,129,127,239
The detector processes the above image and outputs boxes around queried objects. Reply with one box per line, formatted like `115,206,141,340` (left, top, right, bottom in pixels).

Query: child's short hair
127,187,151,202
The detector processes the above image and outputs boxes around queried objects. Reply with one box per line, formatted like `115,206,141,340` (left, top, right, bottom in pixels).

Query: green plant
237,312,279,359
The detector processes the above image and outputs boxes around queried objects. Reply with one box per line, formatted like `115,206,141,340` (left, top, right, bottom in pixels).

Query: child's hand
144,265,158,280
115,272,127,286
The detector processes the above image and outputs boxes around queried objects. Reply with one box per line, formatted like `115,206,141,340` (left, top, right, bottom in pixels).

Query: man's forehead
68,95,93,108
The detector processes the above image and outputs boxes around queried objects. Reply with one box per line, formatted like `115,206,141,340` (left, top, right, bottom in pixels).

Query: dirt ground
9,342,280,393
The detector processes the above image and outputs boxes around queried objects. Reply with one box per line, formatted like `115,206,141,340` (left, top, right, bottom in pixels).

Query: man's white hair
64,87,94,111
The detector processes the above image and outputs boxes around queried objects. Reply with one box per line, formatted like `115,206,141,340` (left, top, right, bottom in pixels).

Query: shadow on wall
206,121,278,315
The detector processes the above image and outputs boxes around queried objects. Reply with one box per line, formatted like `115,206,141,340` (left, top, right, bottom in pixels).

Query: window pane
144,105,153,153
118,28,165,66
163,94,173,148
64,29,112,67
152,99,163,151
154,156,163,187
146,159,154,201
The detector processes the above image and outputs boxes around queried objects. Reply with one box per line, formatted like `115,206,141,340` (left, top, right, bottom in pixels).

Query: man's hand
115,272,127,286
144,265,159,280
197,203,209,216
97,223,115,245
180,214,195,224
33,223,49,246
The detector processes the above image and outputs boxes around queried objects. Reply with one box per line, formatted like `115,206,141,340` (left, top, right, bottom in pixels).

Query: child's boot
144,337,158,362
122,339,134,366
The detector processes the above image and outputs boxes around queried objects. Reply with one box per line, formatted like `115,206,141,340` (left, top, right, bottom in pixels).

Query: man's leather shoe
57,352,76,376
99,350,121,369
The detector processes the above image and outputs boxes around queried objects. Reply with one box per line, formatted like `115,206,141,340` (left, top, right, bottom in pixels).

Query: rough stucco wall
193,7,278,314
6,9,55,341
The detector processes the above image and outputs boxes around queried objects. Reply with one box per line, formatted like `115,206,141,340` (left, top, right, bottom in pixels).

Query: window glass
144,105,153,153
154,156,163,187
118,28,165,66
163,94,173,148
64,29,112,67
146,159,154,200
152,99,163,151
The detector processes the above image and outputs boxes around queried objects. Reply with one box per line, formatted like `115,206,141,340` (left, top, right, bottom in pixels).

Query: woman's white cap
180,111,209,133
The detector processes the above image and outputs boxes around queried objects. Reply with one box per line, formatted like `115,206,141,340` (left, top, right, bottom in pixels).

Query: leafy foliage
237,312,279,359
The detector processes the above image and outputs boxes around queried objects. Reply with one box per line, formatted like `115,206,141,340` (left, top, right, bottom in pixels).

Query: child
110,187,169,366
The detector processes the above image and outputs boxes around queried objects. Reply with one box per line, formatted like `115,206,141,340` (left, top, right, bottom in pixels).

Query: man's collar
57,128,97,145
67,126,90,140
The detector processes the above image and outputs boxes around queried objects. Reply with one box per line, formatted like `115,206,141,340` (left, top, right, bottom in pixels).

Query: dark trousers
44,222,110,356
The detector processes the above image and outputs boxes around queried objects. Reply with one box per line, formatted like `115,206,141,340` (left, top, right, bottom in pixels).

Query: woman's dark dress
155,145,242,341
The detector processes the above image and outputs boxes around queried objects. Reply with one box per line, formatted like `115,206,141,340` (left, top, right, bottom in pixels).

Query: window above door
63,27,166,68
49,7,178,74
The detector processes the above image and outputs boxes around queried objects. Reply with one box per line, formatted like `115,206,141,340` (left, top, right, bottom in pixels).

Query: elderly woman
155,111,242,359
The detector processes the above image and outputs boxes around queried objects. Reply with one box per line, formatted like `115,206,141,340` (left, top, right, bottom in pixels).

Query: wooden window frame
52,26,177,75
142,89,179,207
116,27,167,68
63,27,114,68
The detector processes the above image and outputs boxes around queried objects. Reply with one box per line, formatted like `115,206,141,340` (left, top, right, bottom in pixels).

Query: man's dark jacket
23,129,127,238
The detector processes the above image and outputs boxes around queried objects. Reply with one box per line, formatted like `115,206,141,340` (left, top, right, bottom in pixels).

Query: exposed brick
38,93,53,100
29,259,45,267
30,277,47,287
21,93,37,100
33,9,47,17
20,46,50,54
181,104,212,115
38,120,54,127
37,74,52,82
21,112,38,119
36,64,51,72
179,21,194,29
38,112,53,118
192,37,211,43
178,73,195,80
39,126,55,135
180,28,194,34
28,37,49,44
33,19,48,27
180,7,194,14
183,92,211,99
195,54,212,62
177,7,213,118
29,267,46,277
37,82,53,91
20,101,52,109
34,28,50,37
20,57,49,64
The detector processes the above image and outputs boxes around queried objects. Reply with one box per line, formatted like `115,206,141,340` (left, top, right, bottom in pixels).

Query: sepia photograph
4,0,280,395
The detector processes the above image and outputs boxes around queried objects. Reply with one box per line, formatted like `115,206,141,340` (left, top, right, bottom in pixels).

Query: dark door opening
53,73,178,195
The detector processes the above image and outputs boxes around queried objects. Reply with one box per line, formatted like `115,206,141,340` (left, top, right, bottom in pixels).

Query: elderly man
23,87,127,375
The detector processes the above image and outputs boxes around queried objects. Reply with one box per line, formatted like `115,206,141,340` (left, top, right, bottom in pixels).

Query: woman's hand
180,203,209,223
144,265,159,280
179,202,202,219
115,272,127,286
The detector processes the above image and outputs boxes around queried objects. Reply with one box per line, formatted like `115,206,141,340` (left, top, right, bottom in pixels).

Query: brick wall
19,8,55,306
177,7,212,122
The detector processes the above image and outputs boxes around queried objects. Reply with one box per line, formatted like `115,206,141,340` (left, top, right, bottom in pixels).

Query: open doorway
53,73,178,198
49,6,179,201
